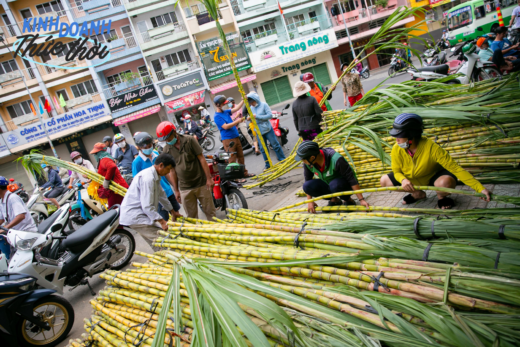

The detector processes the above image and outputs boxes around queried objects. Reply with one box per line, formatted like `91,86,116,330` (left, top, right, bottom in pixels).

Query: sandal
323,200,343,214
245,173,255,178
437,197,455,209
402,194,425,205
234,179,247,183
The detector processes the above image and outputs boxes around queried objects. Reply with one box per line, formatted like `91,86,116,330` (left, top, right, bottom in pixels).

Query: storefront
248,29,339,106
156,69,209,125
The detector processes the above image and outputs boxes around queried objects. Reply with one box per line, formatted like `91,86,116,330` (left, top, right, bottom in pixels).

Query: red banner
166,90,206,114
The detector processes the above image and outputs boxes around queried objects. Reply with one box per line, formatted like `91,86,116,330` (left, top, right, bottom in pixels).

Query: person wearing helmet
90,143,129,208
247,92,286,170
380,114,491,209
228,97,254,149
120,153,178,247
132,132,182,222
491,26,520,59
183,114,203,140
156,121,217,220
0,176,37,233
301,72,333,112
69,151,95,186
294,141,369,213
341,62,365,107
114,133,138,174
103,135,118,157
214,95,254,179
40,163,65,208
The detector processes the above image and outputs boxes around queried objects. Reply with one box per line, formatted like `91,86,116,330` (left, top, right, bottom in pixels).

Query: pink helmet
70,151,81,160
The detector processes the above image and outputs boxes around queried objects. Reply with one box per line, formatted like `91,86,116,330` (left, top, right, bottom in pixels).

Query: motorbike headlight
16,237,39,250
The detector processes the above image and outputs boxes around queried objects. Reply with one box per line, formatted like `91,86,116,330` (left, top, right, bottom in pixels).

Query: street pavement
57,67,412,346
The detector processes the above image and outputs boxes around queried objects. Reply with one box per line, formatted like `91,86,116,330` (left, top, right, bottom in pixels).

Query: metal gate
260,75,292,106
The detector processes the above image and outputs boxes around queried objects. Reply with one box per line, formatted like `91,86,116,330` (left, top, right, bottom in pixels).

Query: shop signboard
165,90,206,113
249,29,338,72
157,70,206,101
107,85,159,113
1,102,107,150
430,0,450,7
200,43,252,81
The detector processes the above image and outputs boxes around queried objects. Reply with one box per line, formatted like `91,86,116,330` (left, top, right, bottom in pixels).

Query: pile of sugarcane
247,73,520,189
19,152,127,196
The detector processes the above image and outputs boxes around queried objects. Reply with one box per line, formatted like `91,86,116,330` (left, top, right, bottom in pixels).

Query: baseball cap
90,142,107,154
294,141,320,161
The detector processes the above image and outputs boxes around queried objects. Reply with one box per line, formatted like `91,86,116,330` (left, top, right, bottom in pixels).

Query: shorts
47,186,65,198
386,169,457,187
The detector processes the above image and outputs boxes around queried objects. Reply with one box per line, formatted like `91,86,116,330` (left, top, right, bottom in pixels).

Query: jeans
158,194,181,221
257,128,286,168
0,235,11,260
303,177,353,201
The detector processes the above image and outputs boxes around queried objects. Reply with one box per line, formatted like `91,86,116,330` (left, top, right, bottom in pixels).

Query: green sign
200,43,252,81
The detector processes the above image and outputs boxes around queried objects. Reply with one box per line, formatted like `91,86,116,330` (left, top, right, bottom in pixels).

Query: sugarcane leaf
151,265,179,347
446,306,485,347
172,261,181,347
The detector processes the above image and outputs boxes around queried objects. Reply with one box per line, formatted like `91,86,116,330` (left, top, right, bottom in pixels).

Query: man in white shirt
69,151,96,185
120,153,177,247
0,176,37,234
510,0,520,30
103,136,119,158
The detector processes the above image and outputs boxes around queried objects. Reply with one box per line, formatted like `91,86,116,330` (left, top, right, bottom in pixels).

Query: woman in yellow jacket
380,113,491,209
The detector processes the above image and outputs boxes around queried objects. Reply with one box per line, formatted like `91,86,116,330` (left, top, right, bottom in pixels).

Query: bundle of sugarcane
19,152,127,196
247,73,520,189
73,248,520,347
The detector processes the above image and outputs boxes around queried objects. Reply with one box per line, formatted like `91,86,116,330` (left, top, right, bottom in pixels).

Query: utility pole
336,0,356,61
0,37,58,157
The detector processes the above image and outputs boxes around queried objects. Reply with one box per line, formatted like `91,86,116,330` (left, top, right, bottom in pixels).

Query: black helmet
340,62,349,71
227,97,235,103
295,141,320,161
389,113,423,138
213,95,228,106
135,132,153,148
103,135,112,143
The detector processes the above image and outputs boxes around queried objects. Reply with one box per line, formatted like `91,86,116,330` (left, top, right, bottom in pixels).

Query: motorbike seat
60,209,119,253
37,212,61,234
417,64,449,75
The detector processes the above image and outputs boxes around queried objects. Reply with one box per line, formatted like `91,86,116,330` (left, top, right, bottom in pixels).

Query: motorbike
350,67,370,79
0,272,74,347
68,182,107,231
204,142,248,211
270,104,290,150
5,204,135,296
508,28,520,46
28,183,77,226
409,38,500,84
198,128,215,152
425,50,448,67
388,54,407,77
7,179,29,203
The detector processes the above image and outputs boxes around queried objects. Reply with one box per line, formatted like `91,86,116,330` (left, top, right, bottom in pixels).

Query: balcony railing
36,56,88,76
286,15,332,40
0,24,18,39
138,22,187,44
102,75,153,99
70,0,123,19
63,92,103,111
154,61,199,82
0,68,37,86
5,115,41,131
184,8,222,25
1,14,69,41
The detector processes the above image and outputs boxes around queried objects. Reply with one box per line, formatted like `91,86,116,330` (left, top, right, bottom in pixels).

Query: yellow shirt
391,137,485,193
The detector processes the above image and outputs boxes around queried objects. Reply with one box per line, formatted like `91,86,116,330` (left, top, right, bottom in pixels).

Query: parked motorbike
0,272,74,347
204,142,248,211
28,183,77,226
425,50,448,67
7,179,29,203
508,28,520,46
68,182,107,231
5,204,135,295
270,104,290,150
409,38,500,84
198,128,215,152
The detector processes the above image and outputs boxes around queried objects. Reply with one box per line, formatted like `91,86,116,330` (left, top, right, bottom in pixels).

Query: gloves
103,179,111,189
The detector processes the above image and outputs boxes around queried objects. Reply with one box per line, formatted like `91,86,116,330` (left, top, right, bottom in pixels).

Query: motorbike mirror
117,155,124,162
283,104,290,110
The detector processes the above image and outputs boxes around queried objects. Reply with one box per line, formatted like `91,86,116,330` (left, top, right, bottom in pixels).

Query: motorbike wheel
109,229,135,270
17,294,74,347
226,188,248,210
32,212,47,226
67,207,91,231
21,192,29,203
362,71,370,79
388,66,395,77
203,136,215,152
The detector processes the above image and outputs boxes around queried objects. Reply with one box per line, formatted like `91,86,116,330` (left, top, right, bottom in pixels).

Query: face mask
44,167,49,172
167,137,177,146
398,141,410,149
142,147,153,155
117,141,126,148
74,158,83,165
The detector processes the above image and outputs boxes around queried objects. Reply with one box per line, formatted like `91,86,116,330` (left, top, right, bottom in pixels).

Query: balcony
0,68,38,93
243,29,281,52
286,15,332,40
123,0,177,16
184,6,231,34
5,115,43,132
36,56,89,82
102,75,153,99
63,93,103,112
92,35,141,72
70,0,126,22
154,61,200,82
138,23,189,55
330,0,398,29
0,14,69,45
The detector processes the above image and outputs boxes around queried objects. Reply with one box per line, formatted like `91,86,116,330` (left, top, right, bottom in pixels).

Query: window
241,29,252,41
106,70,131,85
36,1,65,16
55,42,78,58
0,59,18,74
150,12,178,28
475,5,486,19
165,49,192,67
90,29,117,43
285,14,305,27
7,100,34,119
71,80,98,98
251,23,276,38
56,89,69,101
20,9,33,19
448,6,472,30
